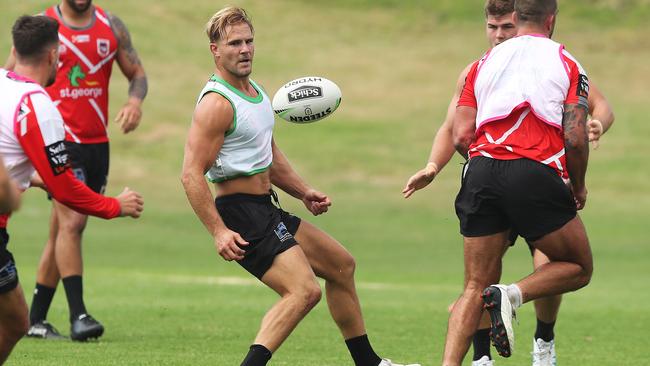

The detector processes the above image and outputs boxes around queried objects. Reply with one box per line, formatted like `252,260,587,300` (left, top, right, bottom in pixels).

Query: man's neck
216,70,255,96
516,24,549,38
13,64,47,86
59,3,94,28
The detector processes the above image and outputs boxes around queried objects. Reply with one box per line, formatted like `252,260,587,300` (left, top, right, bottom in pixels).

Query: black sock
535,319,555,342
472,328,492,361
29,283,56,325
241,344,272,366
62,275,87,321
345,334,382,366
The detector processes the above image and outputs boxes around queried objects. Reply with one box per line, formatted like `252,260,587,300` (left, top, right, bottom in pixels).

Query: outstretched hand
214,229,249,261
302,189,331,216
402,163,438,198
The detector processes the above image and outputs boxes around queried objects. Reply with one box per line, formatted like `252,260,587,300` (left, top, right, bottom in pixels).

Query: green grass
1,0,649,365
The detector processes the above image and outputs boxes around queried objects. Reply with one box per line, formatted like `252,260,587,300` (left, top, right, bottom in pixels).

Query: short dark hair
12,15,59,61
485,0,515,17
515,0,558,24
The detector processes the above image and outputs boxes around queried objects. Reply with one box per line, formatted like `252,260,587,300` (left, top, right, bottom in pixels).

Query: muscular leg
29,207,62,327
254,245,322,352
35,207,60,287
532,249,562,324
53,201,87,279
293,220,365,339
443,231,509,366
515,216,592,303
0,285,29,363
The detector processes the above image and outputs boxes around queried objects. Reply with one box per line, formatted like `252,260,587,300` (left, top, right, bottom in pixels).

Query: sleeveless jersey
0,69,120,228
197,75,274,183
458,34,589,177
44,5,118,144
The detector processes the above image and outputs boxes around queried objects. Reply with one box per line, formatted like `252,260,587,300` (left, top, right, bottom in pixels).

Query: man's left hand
115,100,142,134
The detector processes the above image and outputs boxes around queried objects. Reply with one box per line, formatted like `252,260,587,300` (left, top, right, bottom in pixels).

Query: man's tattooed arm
109,13,148,101
563,103,589,190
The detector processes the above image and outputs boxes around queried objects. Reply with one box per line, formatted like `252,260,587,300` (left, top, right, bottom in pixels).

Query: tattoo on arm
562,104,589,152
108,13,148,100
128,75,148,100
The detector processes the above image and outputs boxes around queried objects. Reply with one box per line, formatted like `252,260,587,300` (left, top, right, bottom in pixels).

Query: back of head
485,0,515,17
205,6,254,43
515,0,557,25
12,15,59,64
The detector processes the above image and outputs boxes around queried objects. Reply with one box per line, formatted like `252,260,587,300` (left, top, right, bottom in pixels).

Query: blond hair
206,6,254,43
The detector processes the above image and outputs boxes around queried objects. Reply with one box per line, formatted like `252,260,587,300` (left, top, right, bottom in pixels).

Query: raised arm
181,92,248,261
586,82,615,148
108,12,148,134
270,140,331,216
402,63,472,198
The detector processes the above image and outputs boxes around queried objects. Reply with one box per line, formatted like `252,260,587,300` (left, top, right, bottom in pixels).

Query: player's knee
299,283,322,312
337,253,356,280
576,264,593,289
59,217,87,235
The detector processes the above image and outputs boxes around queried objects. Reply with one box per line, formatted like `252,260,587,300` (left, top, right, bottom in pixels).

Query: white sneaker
472,355,495,366
378,358,421,366
482,285,516,357
532,338,556,366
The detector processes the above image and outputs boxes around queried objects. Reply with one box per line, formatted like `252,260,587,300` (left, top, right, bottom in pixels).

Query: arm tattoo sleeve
562,104,589,152
109,13,148,100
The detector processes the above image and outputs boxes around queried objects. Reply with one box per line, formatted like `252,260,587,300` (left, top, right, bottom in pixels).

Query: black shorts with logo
0,229,19,294
455,157,576,242
64,141,109,194
215,193,301,279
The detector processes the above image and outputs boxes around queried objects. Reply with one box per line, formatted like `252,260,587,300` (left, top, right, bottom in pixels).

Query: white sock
506,284,523,309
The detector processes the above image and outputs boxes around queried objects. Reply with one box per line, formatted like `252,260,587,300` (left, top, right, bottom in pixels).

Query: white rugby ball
272,76,342,123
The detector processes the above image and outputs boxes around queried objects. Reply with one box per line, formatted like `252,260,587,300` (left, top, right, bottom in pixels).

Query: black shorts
506,231,536,255
215,193,301,279
0,229,18,294
64,141,109,194
455,157,576,242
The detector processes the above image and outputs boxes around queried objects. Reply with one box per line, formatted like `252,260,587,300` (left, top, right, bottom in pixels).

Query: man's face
65,0,92,14
214,23,254,78
46,44,59,87
486,13,517,47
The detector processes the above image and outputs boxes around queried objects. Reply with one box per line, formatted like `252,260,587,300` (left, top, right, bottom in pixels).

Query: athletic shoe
26,321,66,340
378,359,421,366
482,285,516,358
532,338,556,366
70,313,104,341
472,356,495,366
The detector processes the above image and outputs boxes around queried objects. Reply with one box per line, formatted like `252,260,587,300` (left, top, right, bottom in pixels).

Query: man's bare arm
586,82,615,147
108,12,147,133
402,64,472,198
453,106,478,158
563,103,590,209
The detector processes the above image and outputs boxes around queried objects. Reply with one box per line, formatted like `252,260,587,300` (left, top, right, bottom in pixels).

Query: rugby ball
272,76,342,123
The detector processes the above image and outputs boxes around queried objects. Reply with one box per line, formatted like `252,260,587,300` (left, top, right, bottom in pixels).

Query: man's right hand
214,228,249,261
117,187,144,218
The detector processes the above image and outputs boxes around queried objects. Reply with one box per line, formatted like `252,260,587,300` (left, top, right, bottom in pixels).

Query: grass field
1,1,649,365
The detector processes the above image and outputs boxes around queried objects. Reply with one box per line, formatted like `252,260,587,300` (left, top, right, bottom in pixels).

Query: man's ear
210,43,220,58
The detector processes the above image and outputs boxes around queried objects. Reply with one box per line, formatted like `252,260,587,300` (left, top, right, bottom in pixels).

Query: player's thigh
463,231,509,287
261,245,319,296
293,220,354,280
530,215,592,272
53,199,88,232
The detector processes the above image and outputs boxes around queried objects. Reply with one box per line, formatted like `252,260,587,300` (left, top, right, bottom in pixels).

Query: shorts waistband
215,193,272,206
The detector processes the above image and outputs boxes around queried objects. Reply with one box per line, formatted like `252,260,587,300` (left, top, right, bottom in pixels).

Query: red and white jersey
44,5,118,144
0,69,120,227
458,34,589,178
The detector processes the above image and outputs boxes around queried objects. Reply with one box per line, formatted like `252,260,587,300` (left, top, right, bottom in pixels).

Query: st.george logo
68,64,86,87
97,38,110,57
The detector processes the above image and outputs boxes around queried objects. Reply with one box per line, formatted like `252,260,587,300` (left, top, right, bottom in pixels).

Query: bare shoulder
193,92,234,132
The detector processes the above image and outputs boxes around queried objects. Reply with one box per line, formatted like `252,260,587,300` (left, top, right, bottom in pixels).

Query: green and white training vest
198,75,274,183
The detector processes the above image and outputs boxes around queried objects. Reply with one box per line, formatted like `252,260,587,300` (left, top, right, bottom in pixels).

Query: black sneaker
26,321,66,340
70,314,104,341
482,285,516,358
